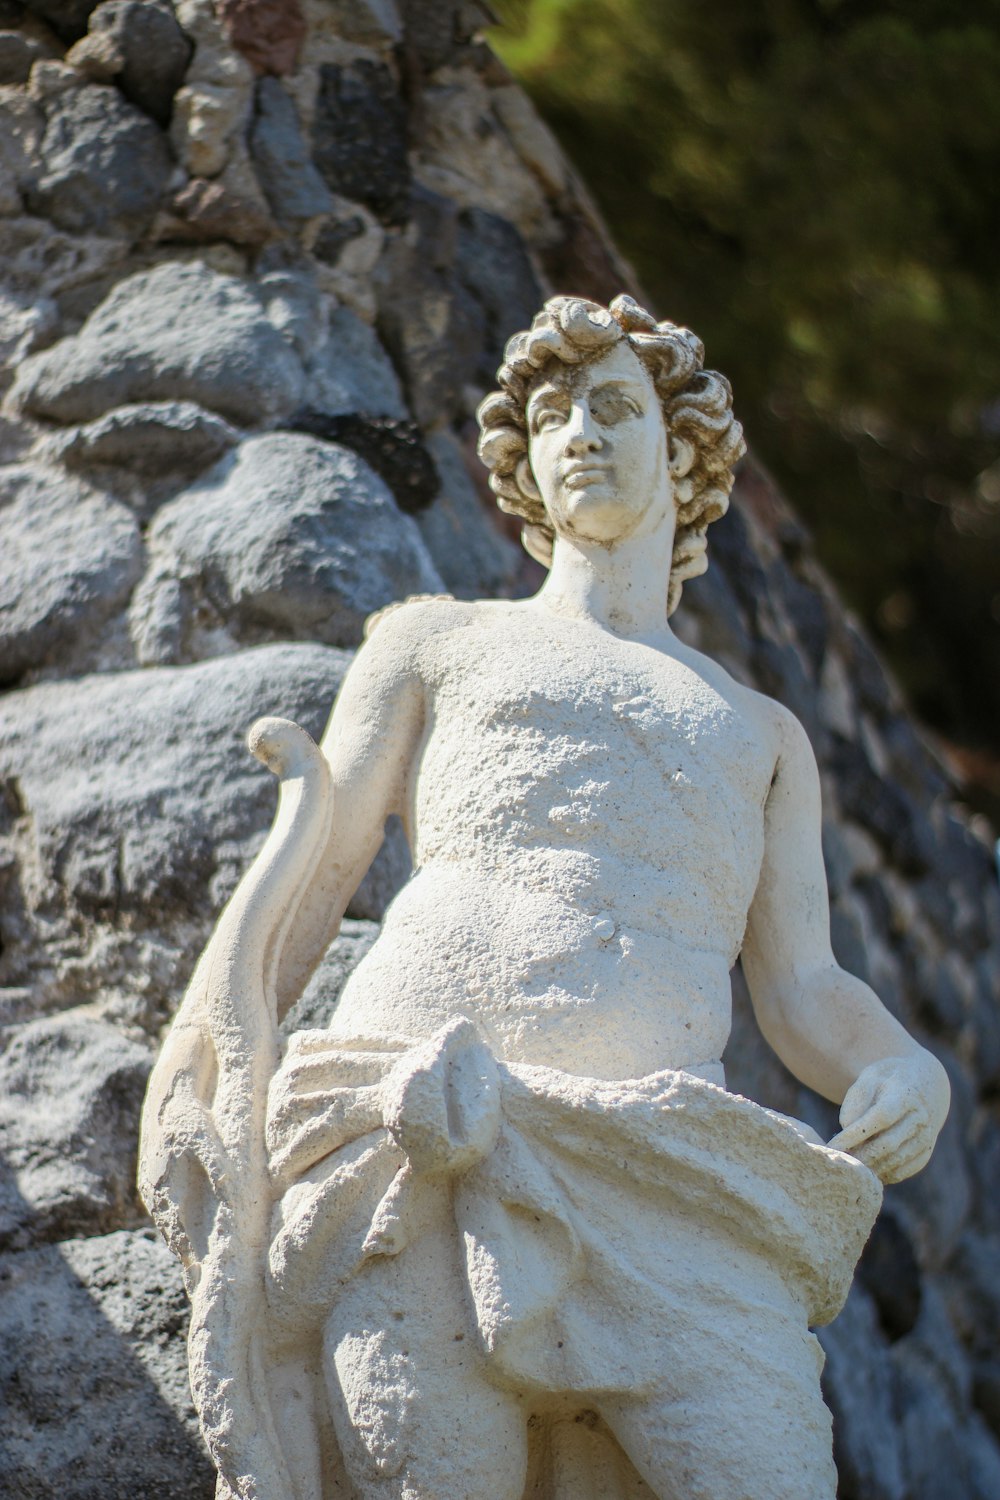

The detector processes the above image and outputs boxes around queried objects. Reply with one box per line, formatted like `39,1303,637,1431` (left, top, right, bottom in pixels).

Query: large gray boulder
0,463,142,680
11,261,306,426
0,644,350,1024
0,1014,152,1249
305,304,408,421
131,432,442,661
0,1228,213,1498
48,401,240,485
25,82,173,236
0,641,411,1033
80,0,192,126
250,74,332,225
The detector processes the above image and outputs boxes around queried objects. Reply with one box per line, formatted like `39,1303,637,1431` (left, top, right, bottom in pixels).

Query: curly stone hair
476,294,746,615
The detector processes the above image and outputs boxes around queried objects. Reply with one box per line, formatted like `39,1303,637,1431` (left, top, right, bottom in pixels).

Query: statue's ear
515,455,541,500
668,436,695,479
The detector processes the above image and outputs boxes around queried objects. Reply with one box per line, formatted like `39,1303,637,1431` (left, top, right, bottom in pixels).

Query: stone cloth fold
265,1019,882,1397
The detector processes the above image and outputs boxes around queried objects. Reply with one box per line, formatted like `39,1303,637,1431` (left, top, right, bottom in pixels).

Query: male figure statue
140,295,950,1500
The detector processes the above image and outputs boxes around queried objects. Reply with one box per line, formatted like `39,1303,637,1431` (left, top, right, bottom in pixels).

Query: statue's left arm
740,705,949,1183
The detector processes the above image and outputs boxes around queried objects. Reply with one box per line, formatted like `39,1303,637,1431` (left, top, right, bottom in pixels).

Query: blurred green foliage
492,0,1000,799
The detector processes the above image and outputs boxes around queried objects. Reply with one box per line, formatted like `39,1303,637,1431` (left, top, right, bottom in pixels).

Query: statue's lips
562,464,613,490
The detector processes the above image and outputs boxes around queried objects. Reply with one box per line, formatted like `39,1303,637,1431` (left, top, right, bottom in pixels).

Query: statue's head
476,294,746,614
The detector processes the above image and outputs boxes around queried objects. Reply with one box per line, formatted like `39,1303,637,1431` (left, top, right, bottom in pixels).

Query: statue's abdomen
328,666,770,1077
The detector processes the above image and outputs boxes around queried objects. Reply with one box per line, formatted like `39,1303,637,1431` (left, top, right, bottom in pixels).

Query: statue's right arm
272,602,430,1016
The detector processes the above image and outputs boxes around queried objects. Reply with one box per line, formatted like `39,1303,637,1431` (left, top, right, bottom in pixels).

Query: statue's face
524,340,671,547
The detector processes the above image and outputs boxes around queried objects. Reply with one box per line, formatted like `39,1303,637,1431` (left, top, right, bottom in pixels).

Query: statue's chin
556,488,644,545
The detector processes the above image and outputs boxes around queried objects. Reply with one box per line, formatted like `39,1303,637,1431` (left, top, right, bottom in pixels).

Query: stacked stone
0,2,996,1496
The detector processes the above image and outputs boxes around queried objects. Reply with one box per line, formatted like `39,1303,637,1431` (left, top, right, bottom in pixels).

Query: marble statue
139,294,950,1500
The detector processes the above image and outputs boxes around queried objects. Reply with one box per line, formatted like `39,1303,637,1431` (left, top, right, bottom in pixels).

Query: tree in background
493,0,1000,817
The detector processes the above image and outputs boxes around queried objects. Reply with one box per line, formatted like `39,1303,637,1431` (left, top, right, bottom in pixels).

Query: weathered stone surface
0,642,391,1038
375,199,541,428
0,463,142,681
0,644,347,935
25,82,173,235
0,286,58,387
401,0,492,76
891,1282,990,1500
308,193,385,320
416,428,521,595
819,1285,905,1500
312,58,410,225
0,1014,151,1248
250,74,331,223
133,432,442,659
165,173,275,246
455,204,542,384
45,400,239,482
345,812,411,922
11,261,306,425
857,1208,923,1341
166,0,254,178
0,212,126,298
0,1229,214,1498
415,64,555,240
304,303,407,420
290,411,438,514
0,3,994,1494
375,186,484,426
0,86,44,212
324,0,401,48
76,0,192,125
218,0,305,77
255,260,325,360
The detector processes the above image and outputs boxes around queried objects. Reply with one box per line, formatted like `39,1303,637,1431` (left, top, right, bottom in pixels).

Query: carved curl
476,294,746,615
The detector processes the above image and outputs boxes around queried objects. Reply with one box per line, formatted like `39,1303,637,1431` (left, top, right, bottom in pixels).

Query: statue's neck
536,529,677,644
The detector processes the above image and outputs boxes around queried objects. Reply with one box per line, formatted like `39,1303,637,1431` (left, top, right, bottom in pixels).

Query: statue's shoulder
727,673,816,781
682,641,807,769
363,591,461,642
360,592,487,669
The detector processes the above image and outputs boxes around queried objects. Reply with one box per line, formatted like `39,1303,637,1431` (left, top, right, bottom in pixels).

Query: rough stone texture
168,0,254,181
303,302,408,420
44,401,240,484
0,1229,214,1497
417,427,523,595
0,2,994,1496
0,463,142,681
312,58,410,225
290,411,438,513
249,74,331,224
280,916,379,1033
70,0,192,126
131,432,442,660
0,645,352,1029
218,0,305,78
0,27,49,84
11,260,306,425
25,81,173,235
0,1014,151,1249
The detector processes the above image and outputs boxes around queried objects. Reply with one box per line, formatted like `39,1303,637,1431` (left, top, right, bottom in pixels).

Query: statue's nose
564,399,603,454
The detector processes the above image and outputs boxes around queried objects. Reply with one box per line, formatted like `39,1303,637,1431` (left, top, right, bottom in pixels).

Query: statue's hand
827,1052,950,1184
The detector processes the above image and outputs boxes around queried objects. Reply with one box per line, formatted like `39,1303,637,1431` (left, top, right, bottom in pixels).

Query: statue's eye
532,406,566,433
591,390,640,424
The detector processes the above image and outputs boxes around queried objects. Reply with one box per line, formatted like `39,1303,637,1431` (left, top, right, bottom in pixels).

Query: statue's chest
420,638,772,864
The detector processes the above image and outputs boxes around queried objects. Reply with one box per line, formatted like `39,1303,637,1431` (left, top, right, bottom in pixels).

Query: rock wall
0,3,998,1496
